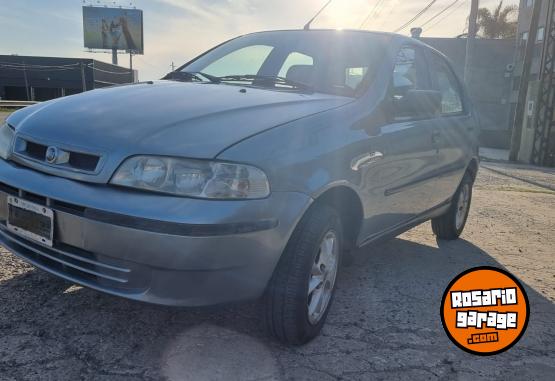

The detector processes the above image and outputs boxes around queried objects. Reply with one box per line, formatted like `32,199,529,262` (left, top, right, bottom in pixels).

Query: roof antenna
304,0,333,30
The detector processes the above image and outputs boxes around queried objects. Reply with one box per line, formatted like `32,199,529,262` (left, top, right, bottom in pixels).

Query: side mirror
393,89,442,120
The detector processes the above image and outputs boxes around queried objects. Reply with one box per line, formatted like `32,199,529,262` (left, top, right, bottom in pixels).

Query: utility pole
464,0,479,84
80,62,87,92
509,0,543,161
531,0,555,166
112,48,118,65
171,61,176,72
22,62,30,101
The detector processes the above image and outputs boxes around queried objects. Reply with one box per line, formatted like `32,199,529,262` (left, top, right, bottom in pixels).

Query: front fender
217,103,368,199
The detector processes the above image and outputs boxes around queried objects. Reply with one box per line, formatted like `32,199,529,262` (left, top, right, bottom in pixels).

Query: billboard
83,6,144,54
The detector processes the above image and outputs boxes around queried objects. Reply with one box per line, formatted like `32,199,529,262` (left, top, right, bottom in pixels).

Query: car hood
8,80,352,160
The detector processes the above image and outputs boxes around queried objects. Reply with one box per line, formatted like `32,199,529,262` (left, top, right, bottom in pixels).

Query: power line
134,55,167,73
0,61,81,69
0,64,80,72
376,0,396,30
0,65,77,70
0,61,131,75
393,0,439,33
359,0,387,29
425,0,468,32
420,0,460,28
134,55,158,68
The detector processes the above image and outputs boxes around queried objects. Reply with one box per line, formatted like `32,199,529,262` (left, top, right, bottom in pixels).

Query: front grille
68,152,99,171
0,182,18,196
0,183,148,292
0,224,147,292
20,190,47,206
16,138,101,173
52,199,87,215
25,141,47,160
0,182,88,218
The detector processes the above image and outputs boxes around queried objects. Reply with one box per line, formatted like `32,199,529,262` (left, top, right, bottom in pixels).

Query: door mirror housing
392,89,442,120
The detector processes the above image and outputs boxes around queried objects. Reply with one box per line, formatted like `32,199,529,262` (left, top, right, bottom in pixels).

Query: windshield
178,31,389,97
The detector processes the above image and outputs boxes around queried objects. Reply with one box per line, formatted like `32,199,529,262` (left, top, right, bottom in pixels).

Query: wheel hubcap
307,230,339,325
455,184,470,230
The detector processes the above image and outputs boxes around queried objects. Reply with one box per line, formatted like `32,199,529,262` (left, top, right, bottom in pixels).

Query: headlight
111,156,270,199
0,122,15,160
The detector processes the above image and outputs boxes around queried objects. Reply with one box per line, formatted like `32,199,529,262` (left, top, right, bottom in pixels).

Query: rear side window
392,46,430,99
429,54,464,115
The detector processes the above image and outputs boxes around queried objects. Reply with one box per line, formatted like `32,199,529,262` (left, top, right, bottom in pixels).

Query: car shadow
0,235,554,380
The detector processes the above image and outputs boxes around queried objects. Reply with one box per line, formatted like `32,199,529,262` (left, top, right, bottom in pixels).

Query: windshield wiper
217,75,313,92
163,72,313,92
162,71,221,83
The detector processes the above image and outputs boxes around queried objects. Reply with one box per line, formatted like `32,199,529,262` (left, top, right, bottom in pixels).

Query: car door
358,45,439,240
426,51,477,206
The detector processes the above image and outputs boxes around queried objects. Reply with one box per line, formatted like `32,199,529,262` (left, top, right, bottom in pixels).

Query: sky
0,0,519,80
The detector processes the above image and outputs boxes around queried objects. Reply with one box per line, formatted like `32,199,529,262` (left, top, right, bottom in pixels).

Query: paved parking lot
0,119,554,380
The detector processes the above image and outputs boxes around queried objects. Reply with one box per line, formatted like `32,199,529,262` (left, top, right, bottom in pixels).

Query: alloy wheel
455,183,471,230
307,230,339,325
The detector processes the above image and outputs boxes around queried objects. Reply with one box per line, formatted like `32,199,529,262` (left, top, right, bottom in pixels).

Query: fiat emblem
45,146,59,164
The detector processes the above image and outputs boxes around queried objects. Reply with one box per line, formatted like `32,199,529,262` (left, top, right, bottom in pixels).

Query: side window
202,45,273,77
345,67,368,90
430,54,464,115
392,47,429,97
278,52,314,78
391,46,431,119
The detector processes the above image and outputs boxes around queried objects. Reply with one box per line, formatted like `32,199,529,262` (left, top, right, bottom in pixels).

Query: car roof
242,29,454,75
239,29,440,52
242,28,411,42
178,28,451,77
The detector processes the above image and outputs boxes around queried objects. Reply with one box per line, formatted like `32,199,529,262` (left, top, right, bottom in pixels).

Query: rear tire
264,205,342,345
432,172,474,240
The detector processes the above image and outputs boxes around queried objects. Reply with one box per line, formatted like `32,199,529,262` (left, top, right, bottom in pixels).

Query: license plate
7,196,54,247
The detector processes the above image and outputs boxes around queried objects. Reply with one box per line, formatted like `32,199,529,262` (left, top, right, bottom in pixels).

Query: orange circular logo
441,267,529,356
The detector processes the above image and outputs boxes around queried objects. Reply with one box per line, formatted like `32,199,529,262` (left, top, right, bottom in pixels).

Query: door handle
351,152,384,171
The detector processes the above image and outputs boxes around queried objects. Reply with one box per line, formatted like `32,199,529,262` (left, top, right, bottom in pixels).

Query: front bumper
0,159,312,306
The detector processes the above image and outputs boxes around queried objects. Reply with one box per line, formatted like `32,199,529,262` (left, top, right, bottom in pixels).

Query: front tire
264,205,342,345
432,172,474,240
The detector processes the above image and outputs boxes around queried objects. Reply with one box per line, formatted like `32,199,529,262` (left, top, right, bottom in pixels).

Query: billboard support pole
129,53,135,82
112,48,118,65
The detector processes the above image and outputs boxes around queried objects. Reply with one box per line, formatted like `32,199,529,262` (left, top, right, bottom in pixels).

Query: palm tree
477,1,518,39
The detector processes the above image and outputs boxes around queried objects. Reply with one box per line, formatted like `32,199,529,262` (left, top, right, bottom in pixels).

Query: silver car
0,30,479,344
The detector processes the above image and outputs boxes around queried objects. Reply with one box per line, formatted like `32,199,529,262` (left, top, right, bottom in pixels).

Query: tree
477,0,518,39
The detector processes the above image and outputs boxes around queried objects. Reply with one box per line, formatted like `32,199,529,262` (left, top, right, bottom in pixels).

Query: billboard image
83,6,144,54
